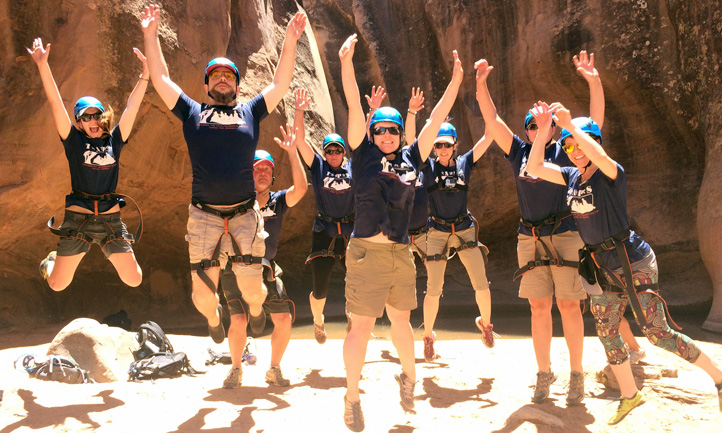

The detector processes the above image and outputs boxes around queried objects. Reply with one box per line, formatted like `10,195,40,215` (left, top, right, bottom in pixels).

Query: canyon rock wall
1,0,721,330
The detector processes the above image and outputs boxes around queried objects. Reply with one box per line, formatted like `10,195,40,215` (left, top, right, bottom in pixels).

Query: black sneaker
208,304,225,344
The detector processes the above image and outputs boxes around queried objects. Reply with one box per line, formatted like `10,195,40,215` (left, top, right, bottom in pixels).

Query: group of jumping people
29,4,722,431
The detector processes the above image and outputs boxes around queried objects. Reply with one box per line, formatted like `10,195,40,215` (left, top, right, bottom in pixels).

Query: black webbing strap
70,190,143,242
191,198,254,218
448,215,489,264
513,211,576,281
612,238,652,333
316,212,355,224
305,222,349,264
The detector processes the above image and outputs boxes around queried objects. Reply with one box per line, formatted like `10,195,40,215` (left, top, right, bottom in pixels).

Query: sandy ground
1,325,721,433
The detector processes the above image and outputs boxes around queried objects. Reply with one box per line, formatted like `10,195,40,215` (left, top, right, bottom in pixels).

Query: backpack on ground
133,321,174,360
128,352,199,381
15,354,91,384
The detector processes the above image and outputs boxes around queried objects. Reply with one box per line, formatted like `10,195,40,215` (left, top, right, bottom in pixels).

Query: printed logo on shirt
322,172,351,192
260,198,279,220
436,166,465,189
519,154,556,181
83,143,116,167
568,185,596,215
380,157,417,185
199,107,247,127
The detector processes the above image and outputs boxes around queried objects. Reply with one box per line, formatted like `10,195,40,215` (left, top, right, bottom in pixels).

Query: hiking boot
208,304,225,344
265,366,291,387
608,391,645,425
395,371,416,410
344,396,364,432
314,322,327,344
629,347,646,364
39,251,57,280
716,382,722,411
566,371,585,405
476,317,495,348
222,366,242,389
532,370,557,403
248,308,267,335
423,332,438,362
346,310,353,334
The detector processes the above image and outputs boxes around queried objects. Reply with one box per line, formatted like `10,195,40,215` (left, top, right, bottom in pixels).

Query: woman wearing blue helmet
292,88,355,344
420,119,495,362
526,102,722,425
338,33,464,431
28,37,149,291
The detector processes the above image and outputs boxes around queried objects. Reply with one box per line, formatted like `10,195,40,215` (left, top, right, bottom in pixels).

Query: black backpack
16,354,91,384
128,352,199,381
133,321,174,360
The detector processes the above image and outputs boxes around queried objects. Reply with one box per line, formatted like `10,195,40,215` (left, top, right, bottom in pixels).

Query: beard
209,86,237,105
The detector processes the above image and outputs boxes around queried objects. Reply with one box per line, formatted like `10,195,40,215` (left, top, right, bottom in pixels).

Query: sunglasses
434,142,455,149
526,122,556,131
562,143,582,154
79,113,102,122
209,70,236,81
372,126,401,136
325,149,344,155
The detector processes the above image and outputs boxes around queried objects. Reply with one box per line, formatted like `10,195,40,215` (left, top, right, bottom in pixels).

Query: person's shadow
490,403,596,433
0,389,124,433
420,377,496,409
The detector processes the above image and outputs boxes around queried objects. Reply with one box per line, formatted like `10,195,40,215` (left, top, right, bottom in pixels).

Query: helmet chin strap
580,160,592,175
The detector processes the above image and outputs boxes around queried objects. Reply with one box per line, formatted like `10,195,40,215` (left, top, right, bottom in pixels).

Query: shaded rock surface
1,1,722,329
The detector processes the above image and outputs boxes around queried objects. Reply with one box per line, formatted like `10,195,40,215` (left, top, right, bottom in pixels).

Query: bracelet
138,74,149,81
407,109,417,115
295,108,305,112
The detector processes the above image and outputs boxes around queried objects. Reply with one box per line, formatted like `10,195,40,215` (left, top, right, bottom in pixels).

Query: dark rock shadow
490,402,596,433
0,389,124,433
419,377,496,409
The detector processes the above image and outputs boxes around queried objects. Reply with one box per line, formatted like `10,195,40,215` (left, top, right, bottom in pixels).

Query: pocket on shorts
347,244,368,265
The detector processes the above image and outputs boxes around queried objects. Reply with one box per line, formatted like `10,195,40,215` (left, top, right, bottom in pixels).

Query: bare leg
422,294,441,339
609,360,639,399
309,292,327,325
619,317,640,351
557,298,584,373
386,304,416,381
269,312,292,367
475,290,492,326
693,352,722,384
528,296,553,372
343,314,376,402
46,253,86,291
190,268,222,327
107,251,143,287
228,314,248,367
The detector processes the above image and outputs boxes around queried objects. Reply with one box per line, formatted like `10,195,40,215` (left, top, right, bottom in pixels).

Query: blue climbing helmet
254,150,275,168
435,122,457,144
73,97,105,121
559,117,602,146
323,133,346,150
204,57,240,85
369,107,404,130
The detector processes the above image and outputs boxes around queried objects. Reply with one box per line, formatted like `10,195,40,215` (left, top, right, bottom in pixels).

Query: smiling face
324,144,345,169
204,66,238,105
564,137,590,168
433,138,457,164
77,108,103,138
371,121,401,155
253,160,274,193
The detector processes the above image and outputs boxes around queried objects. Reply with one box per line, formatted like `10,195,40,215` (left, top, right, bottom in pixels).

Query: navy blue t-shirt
428,149,475,232
309,153,354,238
402,143,430,231
259,190,289,261
63,125,126,212
172,93,268,205
561,163,650,269
507,135,576,236
350,136,417,244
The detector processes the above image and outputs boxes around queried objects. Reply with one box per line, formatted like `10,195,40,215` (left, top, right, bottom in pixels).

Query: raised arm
292,88,315,167
117,48,151,141
573,51,605,129
474,59,514,154
365,85,386,120
141,4,182,110
261,12,307,112
27,38,71,140
524,102,566,185
274,124,308,207
416,50,463,161
404,87,424,143
472,130,495,163
338,34,366,150
550,102,618,180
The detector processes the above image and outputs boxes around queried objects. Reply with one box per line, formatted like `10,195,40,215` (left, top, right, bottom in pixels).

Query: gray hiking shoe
265,366,291,387
395,371,416,410
223,366,242,389
629,347,646,364
532,370,557,403
344,396,364,432
566,371,585,405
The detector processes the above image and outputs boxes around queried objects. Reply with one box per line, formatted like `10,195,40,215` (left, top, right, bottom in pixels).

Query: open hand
408,87,424,113
140,4,161,35
339,34,357,62
27,37,50,65
365,86,387,110
573,51,599,82
274,123,297,152
286,12,307,42
474,59,494,83
294,88,310,110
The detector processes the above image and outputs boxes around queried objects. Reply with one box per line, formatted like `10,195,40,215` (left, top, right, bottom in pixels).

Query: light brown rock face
1,1,722,329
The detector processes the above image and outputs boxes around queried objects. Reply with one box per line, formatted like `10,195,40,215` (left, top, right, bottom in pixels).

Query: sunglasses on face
562,143,583,154
526,122,555,131
209,70,236,81
325,149,344,155
372,126,401,136
434,142,455,149
79,113,102,122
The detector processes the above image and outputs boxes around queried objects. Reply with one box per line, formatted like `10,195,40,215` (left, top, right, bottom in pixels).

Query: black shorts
221,261,294,319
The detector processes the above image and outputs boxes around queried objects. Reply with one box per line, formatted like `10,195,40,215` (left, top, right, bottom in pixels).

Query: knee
556,299,582,316
124,269,143,287
529,298,553,316
47,276,69,292
271,313,292,329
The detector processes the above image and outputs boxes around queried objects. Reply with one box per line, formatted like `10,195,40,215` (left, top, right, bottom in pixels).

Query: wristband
407,109,417,115
139,74,149,81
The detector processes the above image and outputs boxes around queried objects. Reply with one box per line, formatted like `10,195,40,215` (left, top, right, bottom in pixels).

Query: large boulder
47,318,137,383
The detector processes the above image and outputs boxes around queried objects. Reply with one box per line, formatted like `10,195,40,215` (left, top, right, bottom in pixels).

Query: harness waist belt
192,198,254,218
316,212,355,224
408,226,428,236
520,209,572,228
430,213,469,225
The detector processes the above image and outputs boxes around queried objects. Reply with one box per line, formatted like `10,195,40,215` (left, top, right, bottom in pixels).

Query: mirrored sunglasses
372,126,401,136
79,113,102,122
562,143,582,154
209,70,236,81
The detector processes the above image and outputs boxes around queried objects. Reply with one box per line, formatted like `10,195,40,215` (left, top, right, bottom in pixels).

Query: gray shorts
56,211,134,258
